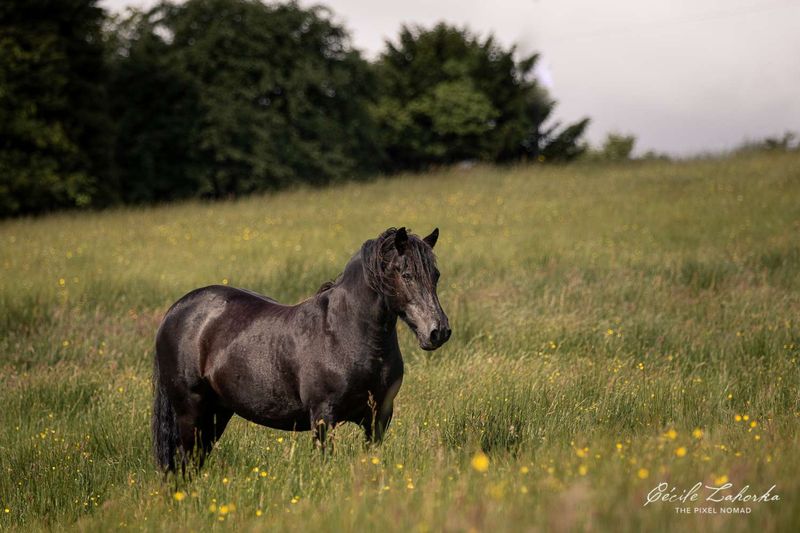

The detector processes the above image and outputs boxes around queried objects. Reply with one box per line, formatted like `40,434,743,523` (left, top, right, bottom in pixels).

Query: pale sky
101,0,800,155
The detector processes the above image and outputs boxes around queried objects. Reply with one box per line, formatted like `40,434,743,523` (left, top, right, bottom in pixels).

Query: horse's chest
332,356,399,421
349,356,391,386
342,353,400,397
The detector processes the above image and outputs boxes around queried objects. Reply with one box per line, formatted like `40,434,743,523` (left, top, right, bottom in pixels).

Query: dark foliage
108,0,381,200
0,1,590,216
0,0,111,215
372,23,589,169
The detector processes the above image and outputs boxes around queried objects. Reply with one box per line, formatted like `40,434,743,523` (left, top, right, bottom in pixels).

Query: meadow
1,151,799,531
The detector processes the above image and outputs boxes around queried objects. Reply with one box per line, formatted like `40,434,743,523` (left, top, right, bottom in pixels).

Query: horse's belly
206,351,309,430
215,375,309,427
235,407,312,432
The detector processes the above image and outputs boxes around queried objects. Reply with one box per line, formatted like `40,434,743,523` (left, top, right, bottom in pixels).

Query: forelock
362,228,437,294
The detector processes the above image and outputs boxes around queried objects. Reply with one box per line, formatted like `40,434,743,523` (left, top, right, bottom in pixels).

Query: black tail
152,356,179,472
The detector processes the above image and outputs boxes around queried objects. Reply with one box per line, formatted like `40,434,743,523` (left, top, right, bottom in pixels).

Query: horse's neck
334,254,397,344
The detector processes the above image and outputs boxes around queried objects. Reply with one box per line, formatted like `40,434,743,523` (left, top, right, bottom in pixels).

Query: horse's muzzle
420,320,451,350
429,326,451,347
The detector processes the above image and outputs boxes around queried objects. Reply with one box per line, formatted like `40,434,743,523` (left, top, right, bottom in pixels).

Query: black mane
361,227,437,296
316,279,336,294
315,228,436,296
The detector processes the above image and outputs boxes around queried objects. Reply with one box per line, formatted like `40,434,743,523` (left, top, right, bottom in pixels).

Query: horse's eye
402,272,413,281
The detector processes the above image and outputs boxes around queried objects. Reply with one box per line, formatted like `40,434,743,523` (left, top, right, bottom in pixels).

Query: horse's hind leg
175,395,233,473
197,406,233,467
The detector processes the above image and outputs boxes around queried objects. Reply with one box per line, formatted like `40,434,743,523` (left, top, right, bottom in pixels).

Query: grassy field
1,151,799,531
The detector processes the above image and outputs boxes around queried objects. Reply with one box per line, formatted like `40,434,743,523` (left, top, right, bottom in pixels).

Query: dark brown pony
152,227,450,472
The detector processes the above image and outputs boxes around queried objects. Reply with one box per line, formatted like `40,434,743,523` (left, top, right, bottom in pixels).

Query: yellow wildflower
471,451,490,472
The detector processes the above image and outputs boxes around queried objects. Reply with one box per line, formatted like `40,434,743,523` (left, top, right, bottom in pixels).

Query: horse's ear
423,227,439,249
395,227,408,255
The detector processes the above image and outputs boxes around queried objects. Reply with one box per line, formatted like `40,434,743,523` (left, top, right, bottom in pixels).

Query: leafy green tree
110,0,380,199
0,0,111,216
106,10,204,203
601,132,636,160
735,131,797,153
372,23,588,170
581,132,637,162
539,118,592,162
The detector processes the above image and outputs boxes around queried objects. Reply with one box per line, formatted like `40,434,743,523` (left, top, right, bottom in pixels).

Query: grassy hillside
1,152,799,531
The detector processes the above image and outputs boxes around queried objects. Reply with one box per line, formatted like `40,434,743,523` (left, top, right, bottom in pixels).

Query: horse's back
155,285,279,378
160,285,283,327
165,285,278,315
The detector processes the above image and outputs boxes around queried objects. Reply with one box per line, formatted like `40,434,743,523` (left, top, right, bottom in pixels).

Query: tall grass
1,151,799,531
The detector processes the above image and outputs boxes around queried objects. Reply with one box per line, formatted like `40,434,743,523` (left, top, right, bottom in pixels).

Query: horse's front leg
370,407,394,444
362,399,395,444
364,378,402,444
310,403,336,453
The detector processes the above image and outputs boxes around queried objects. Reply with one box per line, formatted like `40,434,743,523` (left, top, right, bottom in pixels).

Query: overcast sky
101,0,800,155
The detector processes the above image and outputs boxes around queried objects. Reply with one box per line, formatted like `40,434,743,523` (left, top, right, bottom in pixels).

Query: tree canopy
108,0,380,201
0,0,111,215
372,24,589,169
0,0,590,217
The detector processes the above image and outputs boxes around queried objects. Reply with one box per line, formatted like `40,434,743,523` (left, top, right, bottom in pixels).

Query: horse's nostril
429,327,450,346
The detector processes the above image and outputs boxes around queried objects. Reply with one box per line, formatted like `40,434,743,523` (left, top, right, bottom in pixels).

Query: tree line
0,0,590,217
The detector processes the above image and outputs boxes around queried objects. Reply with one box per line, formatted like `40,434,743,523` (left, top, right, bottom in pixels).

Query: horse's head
369,227,451,351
